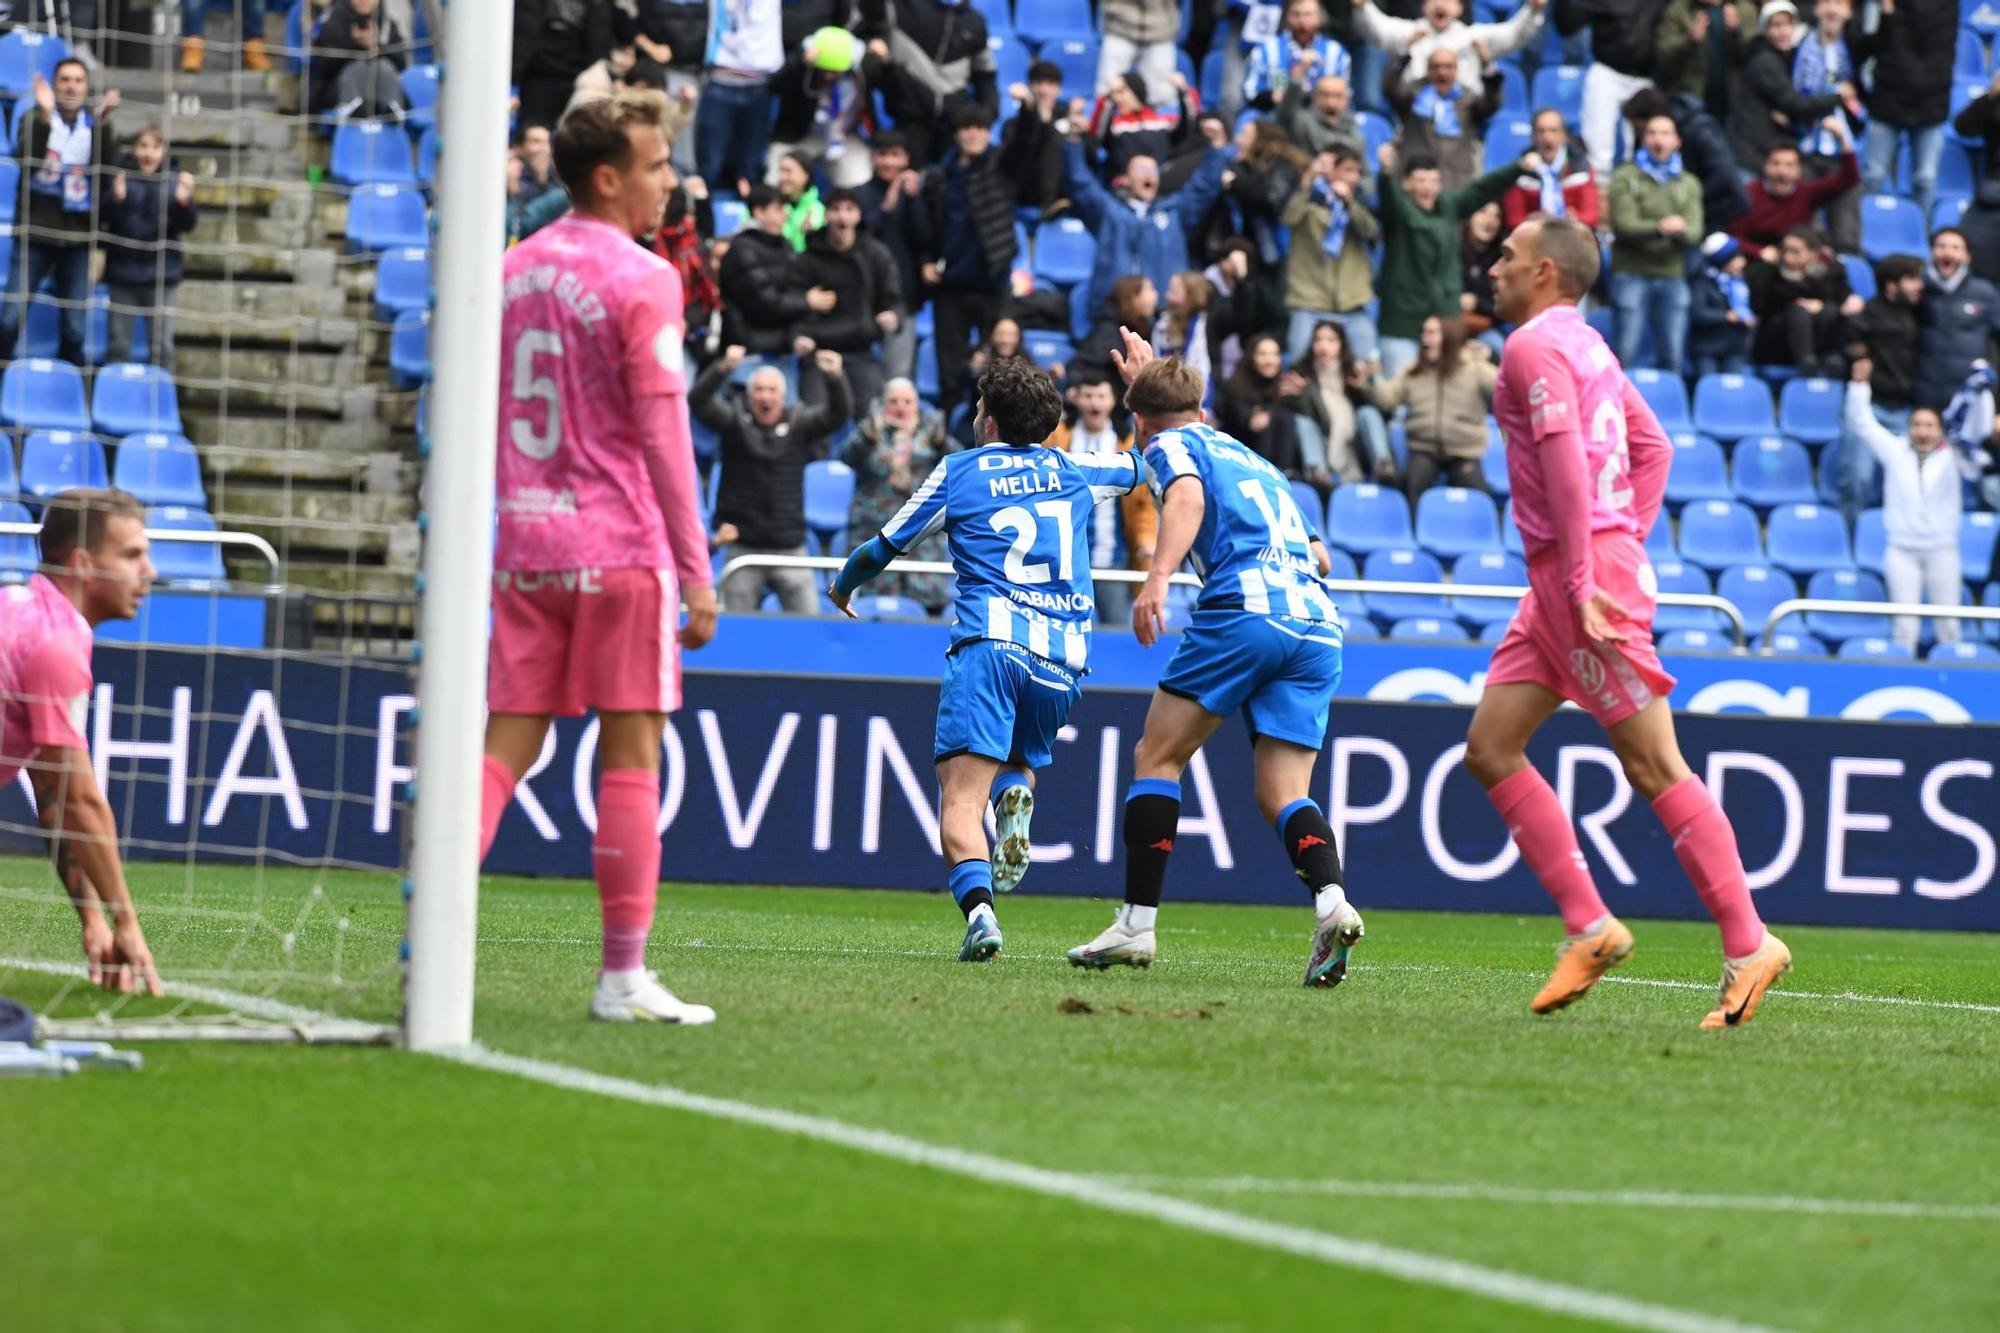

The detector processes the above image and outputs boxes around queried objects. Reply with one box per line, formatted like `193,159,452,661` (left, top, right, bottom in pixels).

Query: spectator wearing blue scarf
1280,147,1381,364
1789,0,1865,253
0,61,119,367
1608,114,1703,374
1384,46,1503,193
1689,233,1755,377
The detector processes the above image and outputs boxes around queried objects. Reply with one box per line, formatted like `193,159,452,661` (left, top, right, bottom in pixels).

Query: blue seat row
0,430,206,510
0,360,181,436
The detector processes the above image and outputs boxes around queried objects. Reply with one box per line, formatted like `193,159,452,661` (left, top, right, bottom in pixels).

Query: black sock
1278,798,1343,900
1122,777,1182,909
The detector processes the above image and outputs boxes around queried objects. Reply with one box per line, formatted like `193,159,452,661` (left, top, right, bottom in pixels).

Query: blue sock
947,858,994,919
990,769,1031,807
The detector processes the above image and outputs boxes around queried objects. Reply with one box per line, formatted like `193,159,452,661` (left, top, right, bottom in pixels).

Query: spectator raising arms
999,63,1068,211
1503,109,1600,233
1746,226,1858,377
102,126,197,372
1608,113,1703,376
1044,377,1159,624
1353,0,1548,101
1088,72,1198,180
1846,362,1964,649
1244,0,1353,112
844,378,958,611
1384,44,1503,194
1728,132,1858,252
1282,145,1380,363
1374,142,1521,379
1837,253,1925,517
1366,313,1497,501
1279,319,1396,486
0,63,118,367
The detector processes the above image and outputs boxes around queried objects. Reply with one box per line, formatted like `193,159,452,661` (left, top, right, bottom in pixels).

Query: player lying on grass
1066,342,1365,988
0,488,162,995
1469,213,1790,1029
829,356,1145,961
478,91,719,1024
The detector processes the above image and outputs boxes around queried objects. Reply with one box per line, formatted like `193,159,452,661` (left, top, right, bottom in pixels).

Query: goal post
404,0,512,1052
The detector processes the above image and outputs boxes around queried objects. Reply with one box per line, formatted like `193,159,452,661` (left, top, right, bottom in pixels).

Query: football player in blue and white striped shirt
831,357,1145,962
1067,332,1366,987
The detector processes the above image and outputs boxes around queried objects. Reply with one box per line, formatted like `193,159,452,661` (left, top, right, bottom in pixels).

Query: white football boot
589,970,717,1024
1066,905,1158,969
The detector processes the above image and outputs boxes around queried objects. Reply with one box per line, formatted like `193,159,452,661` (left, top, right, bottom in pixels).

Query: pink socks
1652,776,1766,958
478,755,514,862
1488,767,1609,935
594,768,663,974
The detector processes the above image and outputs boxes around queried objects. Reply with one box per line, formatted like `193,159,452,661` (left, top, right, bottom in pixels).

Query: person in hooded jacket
1857,0,1960,226
792,187,905,415
101,126,198,371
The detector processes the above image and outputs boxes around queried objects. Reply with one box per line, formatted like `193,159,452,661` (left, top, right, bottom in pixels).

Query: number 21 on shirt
1592,398,1632,511
990,500,1074,584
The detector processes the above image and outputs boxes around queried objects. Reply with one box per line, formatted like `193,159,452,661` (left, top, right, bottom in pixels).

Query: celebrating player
478,91,719,1025
829,357,1145,962
1469,214,1791,1028
1067,337,1365,988
0,489,162,996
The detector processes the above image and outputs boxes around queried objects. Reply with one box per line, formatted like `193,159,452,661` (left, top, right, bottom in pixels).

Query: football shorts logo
66,692,87,738
653,323,685,375
1568,648,1606,693
1636,560,1658,599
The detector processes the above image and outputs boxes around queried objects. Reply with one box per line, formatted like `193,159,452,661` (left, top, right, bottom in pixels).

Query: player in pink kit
1467,215,1792,1029
478,91,719,1025
0,489,162,996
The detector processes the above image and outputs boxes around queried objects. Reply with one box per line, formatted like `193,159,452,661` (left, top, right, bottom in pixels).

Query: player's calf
1067,777,1179,968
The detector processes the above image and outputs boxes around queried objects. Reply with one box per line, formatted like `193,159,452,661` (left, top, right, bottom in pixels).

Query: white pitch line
1097,1176,2000,1222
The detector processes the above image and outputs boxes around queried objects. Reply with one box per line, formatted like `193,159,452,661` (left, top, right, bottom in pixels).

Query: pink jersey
1493,304,1671,605
0,574,93,786
496,213,708,585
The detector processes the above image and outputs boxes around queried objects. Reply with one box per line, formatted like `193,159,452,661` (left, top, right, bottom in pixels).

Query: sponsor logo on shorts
1569,648,1606,693
66,693,87,737
1636,561,1658,599
496,568,605,594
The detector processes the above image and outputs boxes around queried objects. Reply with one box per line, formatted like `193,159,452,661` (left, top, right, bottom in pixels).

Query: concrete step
175,264,348,318
175,305,362,351
109,103,293,152
182,411,388,454
186,212,317,252
204,443,410,491
178,373,368,420
190,177,314,216
215,487,414,558
175,343,370,393
278,561,418,598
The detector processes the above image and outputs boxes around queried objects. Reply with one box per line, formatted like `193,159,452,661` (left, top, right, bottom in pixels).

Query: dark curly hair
976,355,1066,444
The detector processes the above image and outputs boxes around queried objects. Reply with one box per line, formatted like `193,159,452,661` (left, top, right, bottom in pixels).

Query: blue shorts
1157,608,1344,750
934,639,1083,769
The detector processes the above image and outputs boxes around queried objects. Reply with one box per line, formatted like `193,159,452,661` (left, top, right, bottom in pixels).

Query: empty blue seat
2,358,90,432
1937,145,1976,207
1841,254,1876,300
1362,547,1450,621
1450,550,1525,626
1644,513,1675,559
1717,563,1794,639
1677,500,1762,570
1776,377,1841,446
0,29,67,98
804,459,855,549
416,125,440,189
1660,628,1730,653
0,435,15,497
1390,616,1468,643
20,430,107,501
1353,110,1397,167
1481,429,1509,495
389,310,432,389
1629,367,1690,428
1529,64,1585,123
1015,0,1098,48
1022,329,1074,372
0,498,33,579
1414,486,1501,558
1766,502,1851,574
1956,26,1989,80
347,184,429,252
331,121,416,186
1839,635,1914,661
1502,498,1526,555
1039,39,1100,95
915,335,941,401
989,37,1032,99
146,505,225,583
1666,433,1730,506
1962,511,1999,583
1482,118,1531,172
1198,45,1228,107
1853,506,1887,574
113,433,205,509
1932,639,2000,662
1651,558,1724,633
972,0,1014,36
401,63,440,130
374,246,431,321
1731,435,1816,509
1691,374,1775,441
93,363,182,437
1797,568,1891,641
1480,618,1512,643
1860,194,1928,261
1031,217,1096,290
1289,480,1322,534
0,159,16,225
1328,483,1414,555
1322,544,1361,621
1760,631,1827,657
711,198,748,240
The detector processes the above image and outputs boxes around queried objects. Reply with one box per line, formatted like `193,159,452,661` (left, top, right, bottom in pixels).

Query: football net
0,1,487,1047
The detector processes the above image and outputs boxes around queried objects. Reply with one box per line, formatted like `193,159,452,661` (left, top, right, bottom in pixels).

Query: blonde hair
553,89,670,196
1124,358,1205,418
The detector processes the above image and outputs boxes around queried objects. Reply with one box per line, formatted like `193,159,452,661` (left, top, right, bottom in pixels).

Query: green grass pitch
5,859,1999,1332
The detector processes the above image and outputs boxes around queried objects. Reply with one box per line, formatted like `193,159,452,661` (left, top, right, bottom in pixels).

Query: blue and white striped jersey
1143,423,1342,625
881,442,1146,670
1242,32,1350,106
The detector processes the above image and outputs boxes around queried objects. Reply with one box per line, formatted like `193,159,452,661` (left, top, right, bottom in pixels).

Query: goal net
0,2,474,1046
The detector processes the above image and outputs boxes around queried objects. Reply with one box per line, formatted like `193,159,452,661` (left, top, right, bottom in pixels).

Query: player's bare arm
32,743,161,996
1135,479,1205,648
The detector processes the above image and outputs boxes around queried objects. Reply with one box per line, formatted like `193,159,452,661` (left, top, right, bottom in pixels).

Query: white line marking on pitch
1097,1176,2000,1221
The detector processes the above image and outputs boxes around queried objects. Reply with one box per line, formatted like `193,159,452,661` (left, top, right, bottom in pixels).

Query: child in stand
1688,232,1754,379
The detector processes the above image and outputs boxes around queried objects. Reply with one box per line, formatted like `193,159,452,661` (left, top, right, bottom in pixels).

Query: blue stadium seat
1986,582,2000,642
1389,616,1468,643
1731,435,1816,509
1948,78,1987,147
1479,618,1511,643
1014,0,1096,47
1198,46,1227,107
986,35,1030,96
331,120,417,186
20,430,107,501
711,198,748,240
1480,435,1510,495
0,159,17,226
1628,368,1689,428
1450,550,1526,627
1414,486,1501,558
1717,563,1794,639
1289,480,1323,534
1482,118,1531,172
416,125,440,190
0,435,15,497
1651,558,1724,633
1931,639,2000,662
0,29,67,98
1362,547,1450,621
1962,510,2000,584
1644,512,1675,559
915,336,941,402
971,0,1014,37
1321,544,1360,621
851,594,930,621
92,363,182,438
1936,145,1976,209
1354,110,1397,166
1502,498,1526,555
346,184,429,252
2,358,89,432
1031,217,1096,290
1660,628,1730,653
1934,195,1972,232
1022,330,1074,373
1797,568,1891,642
1841,253,1875,300
146,505,226,584
1759,631,1826,657
1529,64,1585,123
1040,39,1100,96
113,433,206,509
1666,432,1730,506
0,498,33,579
1859,194,1928,261
389,310,432,389
374,246,431,321
1776,377,1841,446
1853,506,1887,574
1495,59,1530,117
804,459,855,550
1956,27,1989,80
1328,483,1414,555
1839,635,1914,661
1766,502,1852,574
401,62,440,130
1677,499,1762,570
1691,373,1775,441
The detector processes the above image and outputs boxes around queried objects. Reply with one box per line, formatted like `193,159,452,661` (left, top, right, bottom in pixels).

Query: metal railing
1759,599,2000,652
0,519,283,589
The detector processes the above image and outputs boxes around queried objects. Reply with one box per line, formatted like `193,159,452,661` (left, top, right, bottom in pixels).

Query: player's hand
1310,539,1332,577
1132,575,1170,647
720,344,747,371
1578,589,1631,646
103,917,163,997
828,583,858,618
814,348,844,375
1108,325,1154,384
681,584,718,650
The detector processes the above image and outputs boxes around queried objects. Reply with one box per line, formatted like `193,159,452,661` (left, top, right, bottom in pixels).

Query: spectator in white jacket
1846,363,1962,649
1351,0,1549,101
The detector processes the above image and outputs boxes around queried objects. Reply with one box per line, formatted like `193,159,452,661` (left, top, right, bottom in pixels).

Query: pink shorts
488,567,681,717
1485,531,1677,728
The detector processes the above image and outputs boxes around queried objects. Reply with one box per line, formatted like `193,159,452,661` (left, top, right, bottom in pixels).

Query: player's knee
1462,733,1523,788
1615,746,1687,801
1131,734,1183,782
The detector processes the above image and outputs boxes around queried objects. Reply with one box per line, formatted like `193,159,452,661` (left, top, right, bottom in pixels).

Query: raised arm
1061,138,1112,228
1469,0,1547,61
1842,376,1905,465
